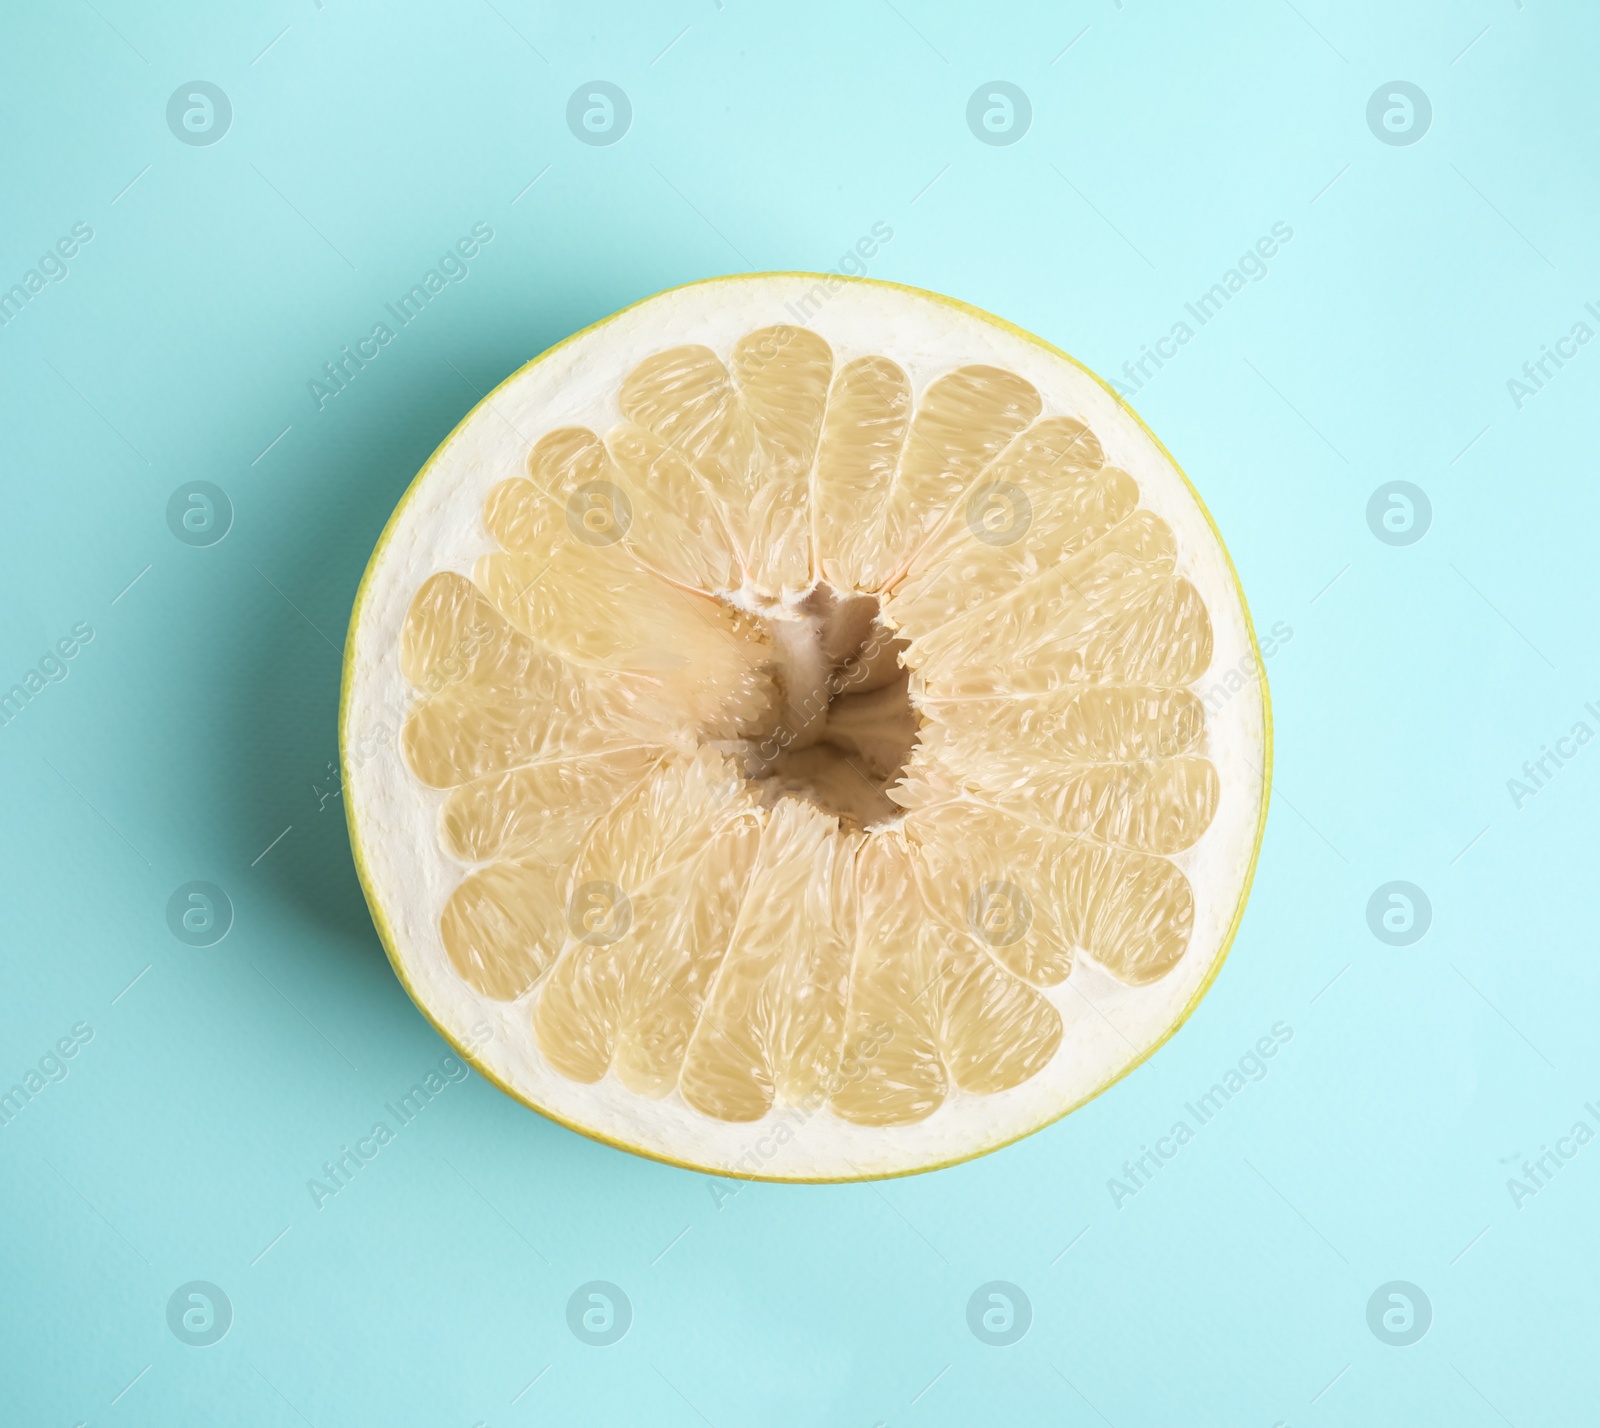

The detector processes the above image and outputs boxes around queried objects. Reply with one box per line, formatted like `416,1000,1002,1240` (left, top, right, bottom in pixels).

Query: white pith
342,275,1267,1180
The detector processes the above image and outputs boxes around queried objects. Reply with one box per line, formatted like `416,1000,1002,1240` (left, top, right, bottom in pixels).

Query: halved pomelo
341,274,1270,1181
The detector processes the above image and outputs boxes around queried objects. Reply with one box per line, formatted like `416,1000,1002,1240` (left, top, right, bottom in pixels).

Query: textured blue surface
2,2,1596,1424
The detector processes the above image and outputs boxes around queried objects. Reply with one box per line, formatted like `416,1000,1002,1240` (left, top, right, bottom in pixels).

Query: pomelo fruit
341,274,1270,1181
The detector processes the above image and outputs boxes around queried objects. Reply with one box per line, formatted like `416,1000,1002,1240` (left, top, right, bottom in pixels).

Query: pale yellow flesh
397,327,1217,1128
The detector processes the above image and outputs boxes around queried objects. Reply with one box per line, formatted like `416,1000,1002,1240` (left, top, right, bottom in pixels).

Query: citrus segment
438,747,664,863
829,835,947,1127
611,812,763,1099
902,797,1076,987
731,326,834,596
680,800,859,1122
604,422,741,591
439,860,567,1002
812,356,912,590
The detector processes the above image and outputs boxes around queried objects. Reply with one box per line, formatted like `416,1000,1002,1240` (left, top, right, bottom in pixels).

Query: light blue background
2,1,1595,1423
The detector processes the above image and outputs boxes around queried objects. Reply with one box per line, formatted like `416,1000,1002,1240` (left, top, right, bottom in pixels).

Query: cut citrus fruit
341,274,1269,1181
